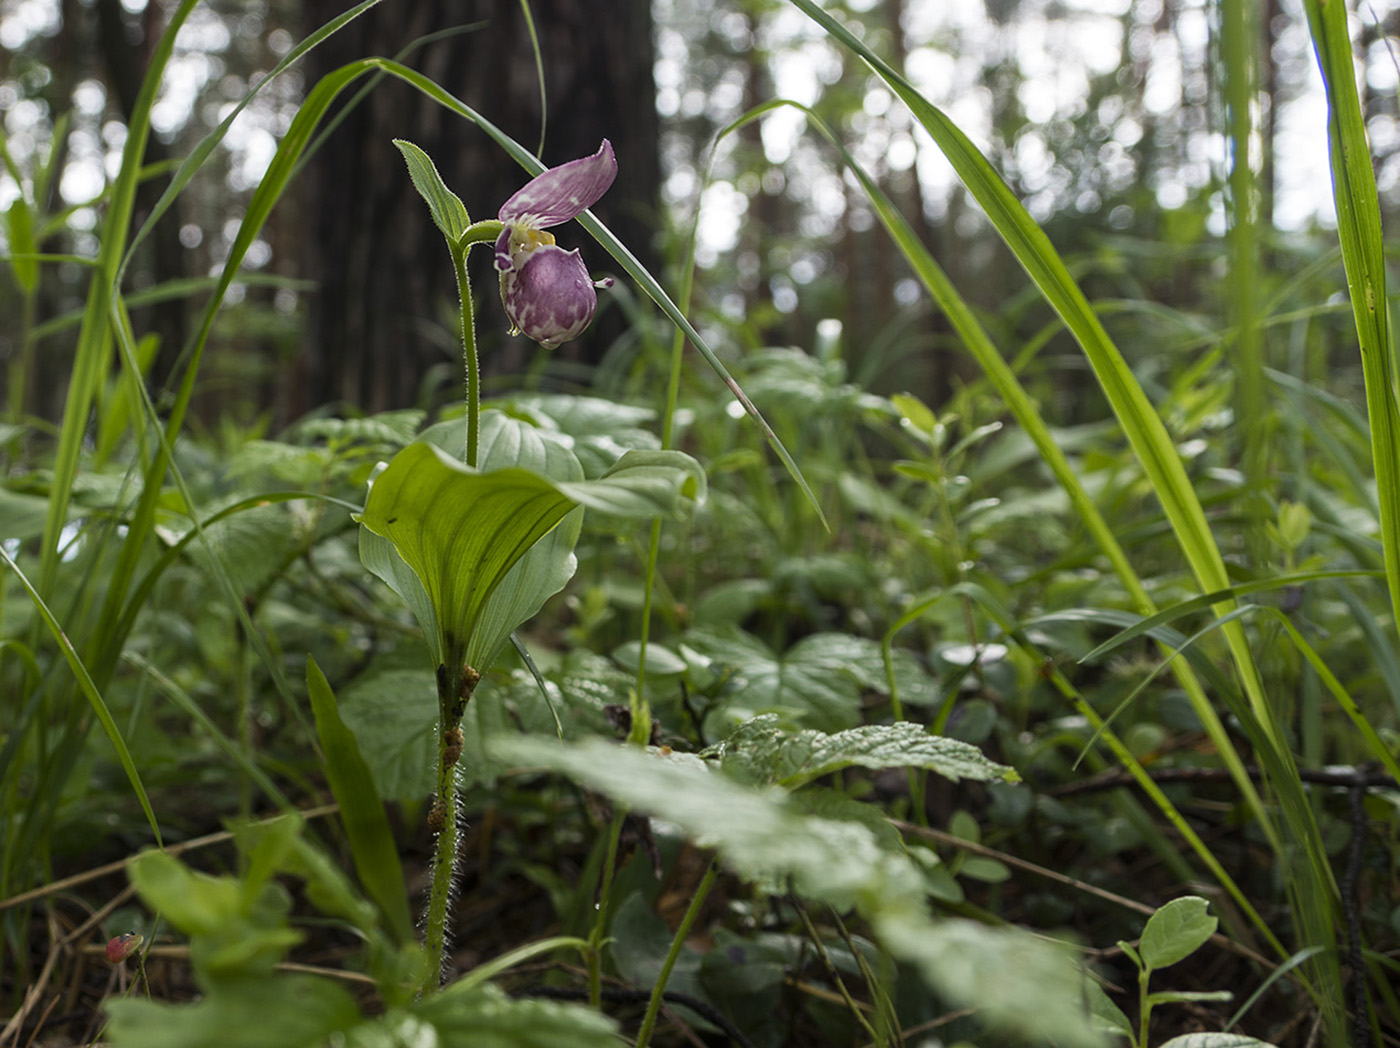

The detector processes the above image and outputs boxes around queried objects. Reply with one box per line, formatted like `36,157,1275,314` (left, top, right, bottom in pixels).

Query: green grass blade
1221,0,1268,545
789,0,1277,757
1302,0,1400,650
306,658,414,945
36,0,197,596
0,545,161,847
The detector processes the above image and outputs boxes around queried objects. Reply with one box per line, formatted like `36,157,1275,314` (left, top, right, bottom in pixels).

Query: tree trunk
295,0,659,418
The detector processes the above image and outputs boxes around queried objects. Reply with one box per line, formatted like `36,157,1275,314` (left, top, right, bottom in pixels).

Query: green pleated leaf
359,441,576,671
358,419,702,671
393,138,469,242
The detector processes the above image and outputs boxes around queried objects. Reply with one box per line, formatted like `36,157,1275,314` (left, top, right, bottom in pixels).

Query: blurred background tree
0,0,1394,423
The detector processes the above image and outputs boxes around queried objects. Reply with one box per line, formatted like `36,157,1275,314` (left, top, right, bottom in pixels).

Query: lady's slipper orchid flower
494,140,617,349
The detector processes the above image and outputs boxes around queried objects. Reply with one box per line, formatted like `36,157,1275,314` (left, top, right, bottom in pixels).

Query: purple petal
493,225,515,272
497,140,617,228
499,245,601,349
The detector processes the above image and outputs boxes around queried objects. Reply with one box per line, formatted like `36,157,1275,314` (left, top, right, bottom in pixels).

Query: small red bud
106,932,143,964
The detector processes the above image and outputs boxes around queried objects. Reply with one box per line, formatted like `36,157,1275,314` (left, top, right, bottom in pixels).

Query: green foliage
495,734,1103,1047
705,712,1019,788
107,817,610,1048
6,0,1400,1043
358,410,703,672
1114,897,1278,1048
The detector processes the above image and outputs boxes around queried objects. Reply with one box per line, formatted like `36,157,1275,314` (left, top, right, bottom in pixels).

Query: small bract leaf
394,138,469,242
1140,895,1217,971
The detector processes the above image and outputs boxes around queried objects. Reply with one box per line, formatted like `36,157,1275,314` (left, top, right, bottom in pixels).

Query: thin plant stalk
634,858,720,1048
586,810,626,1009
452,221,504,469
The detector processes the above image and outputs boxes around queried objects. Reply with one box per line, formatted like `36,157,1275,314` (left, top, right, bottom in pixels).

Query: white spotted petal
501,245,603,350
497,140,617,230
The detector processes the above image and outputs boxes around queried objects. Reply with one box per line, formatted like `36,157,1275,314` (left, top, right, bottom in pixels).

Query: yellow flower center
509,225,556,270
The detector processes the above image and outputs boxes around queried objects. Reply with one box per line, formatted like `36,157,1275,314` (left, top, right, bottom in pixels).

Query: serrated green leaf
407,982,619,1047
337,666,438,803
508,393,660,477
1140,895,1217,971
684,627,870,733
296,410,425,447
129,851,242,937
708,713,1018,788
1157,1036,1279,1048
393,138,469,241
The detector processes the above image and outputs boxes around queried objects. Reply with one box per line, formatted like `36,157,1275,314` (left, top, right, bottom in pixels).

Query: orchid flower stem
634,858,720,1048
453,221,505,469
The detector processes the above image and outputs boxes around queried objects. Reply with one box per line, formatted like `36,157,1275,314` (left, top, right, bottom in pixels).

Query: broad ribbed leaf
359,441,577,670
359,423,702,671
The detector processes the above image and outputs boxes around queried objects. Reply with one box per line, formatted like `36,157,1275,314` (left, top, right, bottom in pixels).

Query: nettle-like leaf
494,736,1102,1048
706,713,1019,788
358,411,703,671
1157,1037,1279,1048
684,626,936,734
398,982,619,1047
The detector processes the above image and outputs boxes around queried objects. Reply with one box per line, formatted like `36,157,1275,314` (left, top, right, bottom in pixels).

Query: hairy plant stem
424,657,476,986
634,858,719,1048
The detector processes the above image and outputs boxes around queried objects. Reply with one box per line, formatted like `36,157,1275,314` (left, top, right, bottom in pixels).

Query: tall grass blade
791,2,1347,1021
1302,0,1400,651
788,0,1276,755
0,546,160,845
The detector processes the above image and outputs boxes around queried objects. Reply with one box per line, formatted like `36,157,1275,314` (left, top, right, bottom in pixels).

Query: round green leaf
1140,895,1217,971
